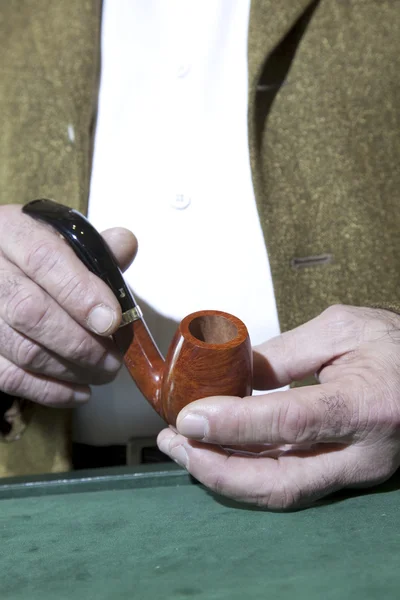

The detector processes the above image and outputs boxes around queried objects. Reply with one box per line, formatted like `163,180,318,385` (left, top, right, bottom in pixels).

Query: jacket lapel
247,0,317,94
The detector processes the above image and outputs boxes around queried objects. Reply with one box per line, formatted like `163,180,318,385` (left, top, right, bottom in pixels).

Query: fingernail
179,414,208,439
103,353,122,373
157,431,175,455
170,445,189,469
73,389,91,403
87,305,115,334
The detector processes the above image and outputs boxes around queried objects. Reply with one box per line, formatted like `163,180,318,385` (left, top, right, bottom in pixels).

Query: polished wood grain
113,319,165,418
114,310,253,426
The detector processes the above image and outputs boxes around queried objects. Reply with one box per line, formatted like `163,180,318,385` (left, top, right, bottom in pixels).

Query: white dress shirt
73,0,282,446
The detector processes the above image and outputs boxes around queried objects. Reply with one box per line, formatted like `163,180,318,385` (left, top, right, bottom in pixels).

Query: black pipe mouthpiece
23,198,136,313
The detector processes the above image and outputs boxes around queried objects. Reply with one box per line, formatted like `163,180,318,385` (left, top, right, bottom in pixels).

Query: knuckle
322,304,351,323
318,389,354,438
260,480,302,511
234,405,258,444
65,333,107,368
352,455,395,487
205,462,229,497
5,286,49,333
38,380,71,407
0,362,25,396
23,238,98,315
55,270,91,307
321,304,363,333
55,271,107,322
320,305,364,352
24,239,62,280
211,471,229,498
14,337,45,371
275,401,315,444
322,304,360,336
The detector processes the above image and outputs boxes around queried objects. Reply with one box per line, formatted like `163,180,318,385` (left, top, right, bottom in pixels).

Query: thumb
101,227,138,273
253,305,358,390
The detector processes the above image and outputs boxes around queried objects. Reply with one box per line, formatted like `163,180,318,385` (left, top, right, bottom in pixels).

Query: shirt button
177,63,191,78
171,194,191,210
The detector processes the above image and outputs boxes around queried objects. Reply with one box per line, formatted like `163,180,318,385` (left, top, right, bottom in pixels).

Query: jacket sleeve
0,395,72,478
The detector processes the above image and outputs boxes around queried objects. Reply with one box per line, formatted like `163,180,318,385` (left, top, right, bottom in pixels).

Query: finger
100,227,138,273
176,381,359,445
157,428,353,510
0,318,118,384
253,305,363,390
0,205,121,335
0,256,121,375
0,354,91,407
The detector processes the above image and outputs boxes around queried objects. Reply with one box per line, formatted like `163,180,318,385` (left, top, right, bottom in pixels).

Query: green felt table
0,464,399,600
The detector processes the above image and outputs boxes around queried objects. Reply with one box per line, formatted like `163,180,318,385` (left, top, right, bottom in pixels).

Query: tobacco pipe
23,199,253,425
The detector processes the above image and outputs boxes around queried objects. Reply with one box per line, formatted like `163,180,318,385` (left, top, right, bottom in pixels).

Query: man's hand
0,205,137,406
157,305,400,510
